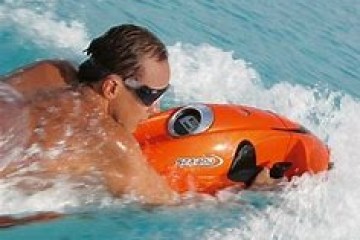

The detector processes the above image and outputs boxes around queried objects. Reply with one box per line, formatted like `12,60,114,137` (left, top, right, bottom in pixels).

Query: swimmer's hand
249,168,285,190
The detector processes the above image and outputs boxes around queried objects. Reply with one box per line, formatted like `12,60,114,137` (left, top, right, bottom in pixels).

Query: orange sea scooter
134,104,331,194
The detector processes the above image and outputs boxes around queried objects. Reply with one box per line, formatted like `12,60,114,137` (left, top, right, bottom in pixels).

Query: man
0,23,282,212
0,24,177,205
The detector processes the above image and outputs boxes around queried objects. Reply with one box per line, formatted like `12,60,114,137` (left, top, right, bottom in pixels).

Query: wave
0,3,89,52
0,11,359,235
167,43,360,240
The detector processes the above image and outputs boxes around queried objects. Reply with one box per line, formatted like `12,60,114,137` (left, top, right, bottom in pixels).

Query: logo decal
175,155,224,168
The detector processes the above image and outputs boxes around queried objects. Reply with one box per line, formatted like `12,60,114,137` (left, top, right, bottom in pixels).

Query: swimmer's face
106,56,170,132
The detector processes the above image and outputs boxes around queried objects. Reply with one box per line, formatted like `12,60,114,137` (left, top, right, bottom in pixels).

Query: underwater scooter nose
135,103,330,193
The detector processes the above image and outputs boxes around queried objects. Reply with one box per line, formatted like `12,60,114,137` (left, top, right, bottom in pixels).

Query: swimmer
0,24,280,227
0,24,176,205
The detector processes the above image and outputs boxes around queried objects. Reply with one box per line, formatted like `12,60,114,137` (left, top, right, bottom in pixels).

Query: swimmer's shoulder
100,120,142,157
3,59,79,98
108,123,139,148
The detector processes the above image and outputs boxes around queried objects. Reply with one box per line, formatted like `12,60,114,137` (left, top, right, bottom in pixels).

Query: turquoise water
0,1,359,239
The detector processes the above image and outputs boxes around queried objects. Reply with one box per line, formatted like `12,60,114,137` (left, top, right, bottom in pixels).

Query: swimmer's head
78,24,170,132
78,24,168,84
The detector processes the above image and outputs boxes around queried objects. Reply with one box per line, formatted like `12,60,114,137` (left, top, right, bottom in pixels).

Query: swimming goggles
123,78,169,106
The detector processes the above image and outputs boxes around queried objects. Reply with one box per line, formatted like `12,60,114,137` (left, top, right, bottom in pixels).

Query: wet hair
78,24,167,84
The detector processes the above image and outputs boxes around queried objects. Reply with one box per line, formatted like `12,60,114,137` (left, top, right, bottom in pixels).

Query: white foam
168,43,260,105
0,41,359,239
0,4,89,52
167,44,360,239
0,174,122,215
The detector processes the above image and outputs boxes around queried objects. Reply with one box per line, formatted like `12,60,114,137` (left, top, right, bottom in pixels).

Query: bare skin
250,168,284,190
0,58,177,205
0,59,281,227
0,212,62,228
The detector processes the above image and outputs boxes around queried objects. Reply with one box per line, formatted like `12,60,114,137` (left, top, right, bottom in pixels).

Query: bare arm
0,212,62,228
98,134,178,205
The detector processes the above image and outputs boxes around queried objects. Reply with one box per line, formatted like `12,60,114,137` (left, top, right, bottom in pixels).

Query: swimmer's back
3,60,78,99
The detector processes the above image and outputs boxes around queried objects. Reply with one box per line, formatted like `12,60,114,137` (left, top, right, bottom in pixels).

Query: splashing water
0,4,89,52
0,44,359,239
0,83,29,170
167,44,360,239
0,4,358,235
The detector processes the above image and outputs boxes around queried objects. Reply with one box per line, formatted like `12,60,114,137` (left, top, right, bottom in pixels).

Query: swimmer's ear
101,74,121,99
